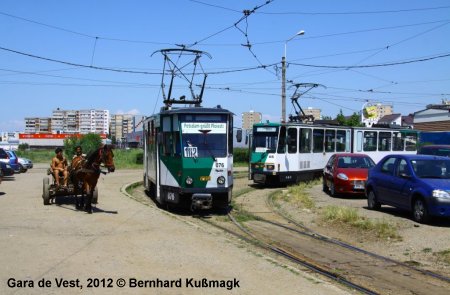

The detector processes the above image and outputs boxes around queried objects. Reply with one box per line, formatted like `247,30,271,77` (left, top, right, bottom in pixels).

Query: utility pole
281,56,286,122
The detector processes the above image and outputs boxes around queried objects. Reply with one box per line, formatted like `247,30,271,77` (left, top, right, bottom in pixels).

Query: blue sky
1,0,449,131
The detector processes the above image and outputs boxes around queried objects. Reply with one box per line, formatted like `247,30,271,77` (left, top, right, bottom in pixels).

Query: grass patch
422,247,433,253
125,181,143,195
16,148,143,169
435,249,450,264
321,205,401,241
279,180,320,210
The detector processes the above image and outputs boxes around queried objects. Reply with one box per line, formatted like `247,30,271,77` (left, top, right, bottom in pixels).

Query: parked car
418,145,450,157
5,150,21,173
365,154,450,223
18,157,33,172
323,153,376,197
0,161,15,177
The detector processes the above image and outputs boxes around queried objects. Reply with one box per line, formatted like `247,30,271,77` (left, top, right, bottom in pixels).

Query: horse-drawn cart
42,169,98,206
41,145,114,213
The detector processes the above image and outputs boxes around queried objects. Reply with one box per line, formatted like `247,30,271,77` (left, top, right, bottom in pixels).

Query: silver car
18,157,33,172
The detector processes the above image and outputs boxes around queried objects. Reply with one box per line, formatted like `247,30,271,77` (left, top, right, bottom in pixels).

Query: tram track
228,185,450,295
124,180,450,294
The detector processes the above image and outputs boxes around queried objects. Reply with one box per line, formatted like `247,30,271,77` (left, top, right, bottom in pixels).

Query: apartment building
24,117,52,133
242,111,262,130
110,114,134,140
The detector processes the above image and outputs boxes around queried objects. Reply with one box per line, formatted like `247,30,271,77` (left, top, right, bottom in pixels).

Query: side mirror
236,129,242,143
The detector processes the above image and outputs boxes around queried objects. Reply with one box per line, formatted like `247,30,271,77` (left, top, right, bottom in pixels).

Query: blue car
5,150,21,173
365,154,450,223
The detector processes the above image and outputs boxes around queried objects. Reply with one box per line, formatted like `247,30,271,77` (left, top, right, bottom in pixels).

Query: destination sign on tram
256,127,277,132
181,122,227,134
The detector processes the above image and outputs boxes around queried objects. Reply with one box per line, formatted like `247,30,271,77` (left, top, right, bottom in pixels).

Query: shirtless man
51,147,68,187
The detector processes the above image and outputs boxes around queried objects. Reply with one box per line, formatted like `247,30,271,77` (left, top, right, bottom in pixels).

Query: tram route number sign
184,147,198,158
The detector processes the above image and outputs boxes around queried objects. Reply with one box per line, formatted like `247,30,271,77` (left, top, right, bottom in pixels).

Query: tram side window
336,130,346,152
162,132,172,156
277,126,286,154
392,132,404,151
405,133,418,151
313,129,324,153
325,130,336,152
300,128,312,153
363,131,377,151
378,132,392,151
287,128,297,153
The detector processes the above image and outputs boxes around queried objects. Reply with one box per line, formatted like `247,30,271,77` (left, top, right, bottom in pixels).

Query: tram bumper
191,193,213,210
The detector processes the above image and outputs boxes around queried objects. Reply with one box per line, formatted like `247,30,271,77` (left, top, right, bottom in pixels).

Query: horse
71,145,115,213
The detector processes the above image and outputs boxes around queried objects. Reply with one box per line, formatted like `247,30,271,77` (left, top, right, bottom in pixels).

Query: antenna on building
151,48,212,109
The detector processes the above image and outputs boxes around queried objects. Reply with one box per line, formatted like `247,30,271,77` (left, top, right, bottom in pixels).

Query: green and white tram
143,48,236,210
143,107,234,210
249,121,418,185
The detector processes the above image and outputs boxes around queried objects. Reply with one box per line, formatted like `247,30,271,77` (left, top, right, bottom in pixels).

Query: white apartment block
24,117,52,133
24,109,110,135
78,109,110,134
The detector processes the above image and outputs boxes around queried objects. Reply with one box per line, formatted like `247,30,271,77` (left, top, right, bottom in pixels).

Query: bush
233,147,249,163
18,143,29,151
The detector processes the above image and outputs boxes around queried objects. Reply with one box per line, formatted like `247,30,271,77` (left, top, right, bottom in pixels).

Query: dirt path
0,165,349,295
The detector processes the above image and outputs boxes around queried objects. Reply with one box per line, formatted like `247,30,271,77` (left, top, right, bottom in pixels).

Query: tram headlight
337,173,349,181
266,164,275,170
185,176,193,185
217,176,226,185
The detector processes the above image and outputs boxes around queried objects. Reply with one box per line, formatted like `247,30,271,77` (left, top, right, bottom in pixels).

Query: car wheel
329,182,336,197
322,178,328,192
367,190,381,210
19,164,27,173
413,198,429,224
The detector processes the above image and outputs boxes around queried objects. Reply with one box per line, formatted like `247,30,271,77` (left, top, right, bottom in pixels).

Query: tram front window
182,133,227,158
253,129,278,153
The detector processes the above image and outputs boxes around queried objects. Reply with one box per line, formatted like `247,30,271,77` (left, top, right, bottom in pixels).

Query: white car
18,157,33,172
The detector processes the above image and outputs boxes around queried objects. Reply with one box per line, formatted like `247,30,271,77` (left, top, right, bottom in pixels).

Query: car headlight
217,176,226,185
336,173,349,181
432,189,450,199
185,176,193,185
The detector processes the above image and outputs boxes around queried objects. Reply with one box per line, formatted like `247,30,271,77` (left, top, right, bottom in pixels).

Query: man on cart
51,147,68,188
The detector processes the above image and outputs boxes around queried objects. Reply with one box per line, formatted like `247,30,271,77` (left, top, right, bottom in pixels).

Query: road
0,165,349,295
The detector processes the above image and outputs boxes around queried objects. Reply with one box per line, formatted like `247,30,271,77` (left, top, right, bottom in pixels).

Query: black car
0,161,15,177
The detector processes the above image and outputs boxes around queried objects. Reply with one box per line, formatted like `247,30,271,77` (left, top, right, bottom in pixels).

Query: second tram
249,121,418,185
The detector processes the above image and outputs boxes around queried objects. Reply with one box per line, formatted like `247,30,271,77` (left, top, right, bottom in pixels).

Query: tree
334,110,363,127
64,134,102,159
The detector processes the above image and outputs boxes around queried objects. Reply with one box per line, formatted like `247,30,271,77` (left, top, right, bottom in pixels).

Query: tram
248,121,418,185
143,49,235,210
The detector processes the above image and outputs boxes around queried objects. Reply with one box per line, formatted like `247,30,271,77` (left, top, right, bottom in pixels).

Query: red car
323,153,375,197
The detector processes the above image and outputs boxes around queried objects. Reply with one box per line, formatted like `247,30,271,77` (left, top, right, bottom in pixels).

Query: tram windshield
181,122,227,158
252,126,279,153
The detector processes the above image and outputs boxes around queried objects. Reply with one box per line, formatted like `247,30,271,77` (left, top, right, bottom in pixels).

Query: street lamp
281,30,305,122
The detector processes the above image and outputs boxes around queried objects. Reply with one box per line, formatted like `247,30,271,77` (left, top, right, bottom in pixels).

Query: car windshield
412,159,450,179
337,156,375,169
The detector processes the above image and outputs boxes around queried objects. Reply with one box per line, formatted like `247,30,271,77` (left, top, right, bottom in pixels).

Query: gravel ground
0,165,350,295
275,182,450,277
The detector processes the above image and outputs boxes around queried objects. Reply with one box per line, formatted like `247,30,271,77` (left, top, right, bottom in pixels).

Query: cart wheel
43,178,50,205
92,187,98,204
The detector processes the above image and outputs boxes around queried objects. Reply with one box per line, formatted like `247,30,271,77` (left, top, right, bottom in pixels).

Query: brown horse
71,145,115,213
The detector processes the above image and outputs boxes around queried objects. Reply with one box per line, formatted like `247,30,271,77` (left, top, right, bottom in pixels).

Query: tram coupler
191,193,213,210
